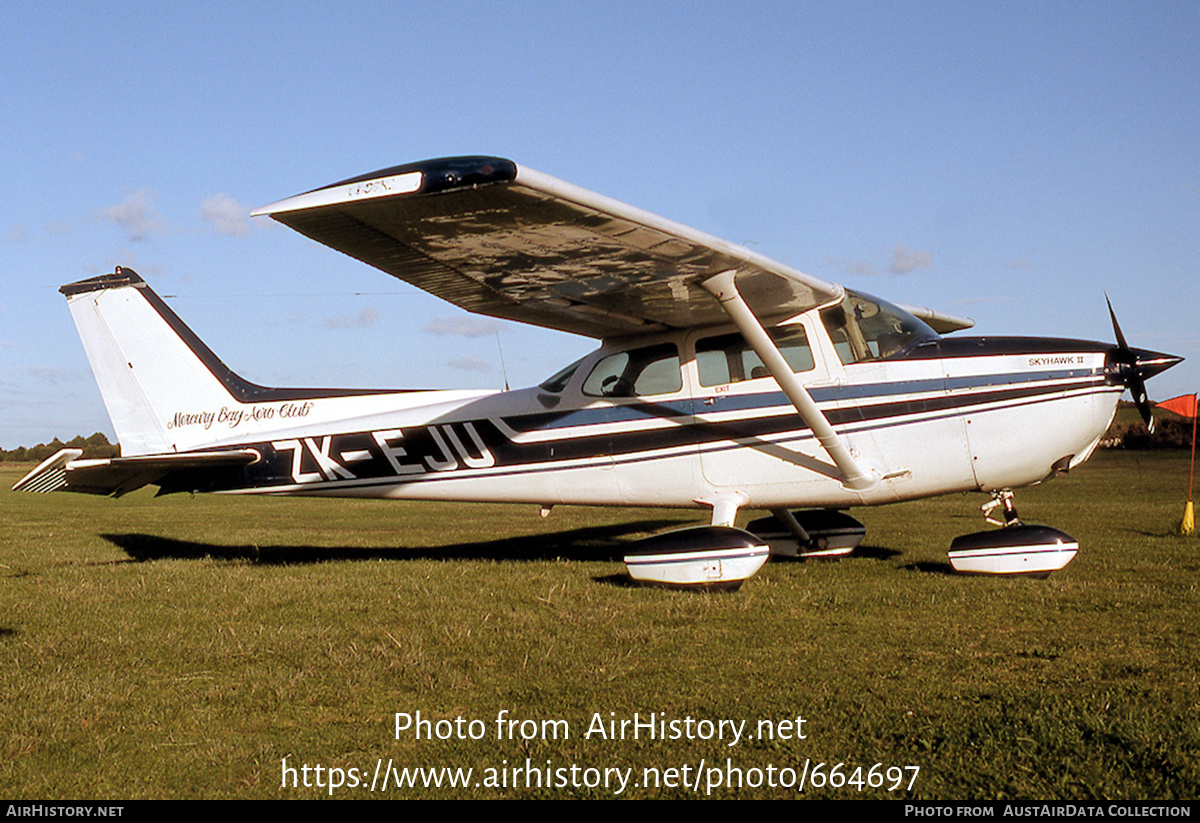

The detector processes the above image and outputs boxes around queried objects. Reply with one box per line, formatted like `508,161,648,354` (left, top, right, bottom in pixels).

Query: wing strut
700,270,878,493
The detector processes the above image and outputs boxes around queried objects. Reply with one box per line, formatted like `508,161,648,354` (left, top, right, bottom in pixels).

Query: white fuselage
195,311,1120,511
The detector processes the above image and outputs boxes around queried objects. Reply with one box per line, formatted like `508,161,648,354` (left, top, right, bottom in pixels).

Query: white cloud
96,189,170,242
448,355,492,372
44,220,77,236
825,256,877,276
324,307,380,329
424,316,501,338
889,245,933,274
201,193,252,237
27,366,73,384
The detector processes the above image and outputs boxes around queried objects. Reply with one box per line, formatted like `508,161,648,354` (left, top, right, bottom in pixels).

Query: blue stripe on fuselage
504,367,1102,433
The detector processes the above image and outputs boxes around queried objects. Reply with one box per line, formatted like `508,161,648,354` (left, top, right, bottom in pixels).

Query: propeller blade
1106,294,1129,352
1131,376,1155,434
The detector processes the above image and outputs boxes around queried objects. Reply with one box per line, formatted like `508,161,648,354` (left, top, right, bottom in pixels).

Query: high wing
252,157,854,338
896,303,975,335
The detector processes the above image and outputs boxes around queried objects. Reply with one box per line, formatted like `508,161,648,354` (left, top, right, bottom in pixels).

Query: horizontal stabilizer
12,448,260,497
12,449,84,493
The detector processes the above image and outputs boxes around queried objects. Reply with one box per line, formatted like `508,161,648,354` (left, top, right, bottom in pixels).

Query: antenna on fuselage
495,331,510,391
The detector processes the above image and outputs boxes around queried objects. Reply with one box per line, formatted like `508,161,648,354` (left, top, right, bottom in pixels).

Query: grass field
2,450,1197,799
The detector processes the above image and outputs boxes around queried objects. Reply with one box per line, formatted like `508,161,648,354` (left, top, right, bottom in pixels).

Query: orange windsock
1156,394,1198,419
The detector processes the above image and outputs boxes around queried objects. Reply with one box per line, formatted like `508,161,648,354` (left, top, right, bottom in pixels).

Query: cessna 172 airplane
15,156,1182,588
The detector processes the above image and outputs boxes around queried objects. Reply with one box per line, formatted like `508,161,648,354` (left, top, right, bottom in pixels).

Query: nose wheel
981,489,1022,527
948,489,1078,577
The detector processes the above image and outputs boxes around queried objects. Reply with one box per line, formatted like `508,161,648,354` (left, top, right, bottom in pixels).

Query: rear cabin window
582,343,682,397
696,325,814,387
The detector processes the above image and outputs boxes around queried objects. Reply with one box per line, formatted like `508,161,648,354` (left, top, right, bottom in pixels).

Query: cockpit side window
696,324,814,387
820,291,938,364
582,343,682,398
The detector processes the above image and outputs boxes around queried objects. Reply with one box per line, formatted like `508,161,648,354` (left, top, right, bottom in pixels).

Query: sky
2,1,1197,449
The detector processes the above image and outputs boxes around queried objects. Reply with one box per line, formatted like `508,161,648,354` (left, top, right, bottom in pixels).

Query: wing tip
252,156,517,217
899,303,975,334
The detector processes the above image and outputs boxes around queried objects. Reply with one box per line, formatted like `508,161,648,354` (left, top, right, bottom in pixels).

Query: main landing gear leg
744,508,866,559
947,489,1078,577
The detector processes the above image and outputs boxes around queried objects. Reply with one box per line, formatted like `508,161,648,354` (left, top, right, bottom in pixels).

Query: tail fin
62,268,263,455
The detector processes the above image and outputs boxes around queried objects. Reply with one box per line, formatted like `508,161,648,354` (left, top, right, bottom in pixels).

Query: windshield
820,290,938,364
539,358,583,393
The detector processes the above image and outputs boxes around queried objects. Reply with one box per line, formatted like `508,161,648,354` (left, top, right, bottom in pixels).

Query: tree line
1100,400,1194,450
1,433,119,463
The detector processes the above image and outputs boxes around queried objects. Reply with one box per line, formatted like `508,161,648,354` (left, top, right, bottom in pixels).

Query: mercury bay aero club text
16,157,1181,587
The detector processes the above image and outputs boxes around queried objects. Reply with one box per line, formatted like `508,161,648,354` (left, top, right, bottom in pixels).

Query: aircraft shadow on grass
852,544,903,562
100,519,684,566
100,529,939,580
901,559,957,576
